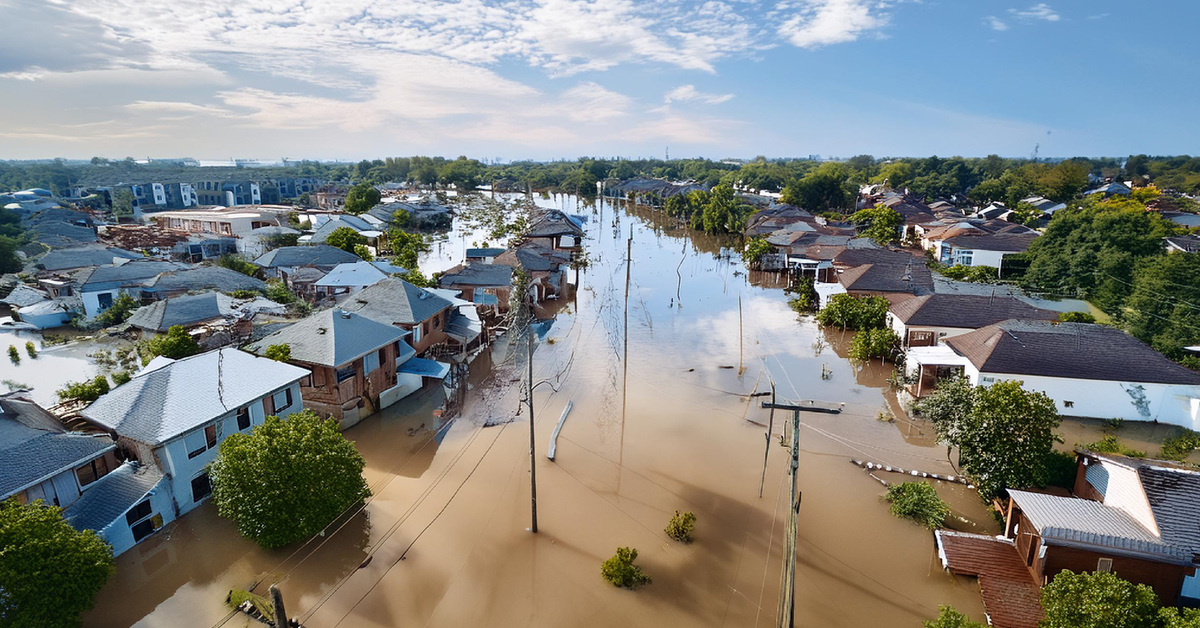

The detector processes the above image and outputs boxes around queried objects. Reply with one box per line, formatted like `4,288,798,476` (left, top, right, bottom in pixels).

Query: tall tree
1039,571,1161,628
344,182,381,215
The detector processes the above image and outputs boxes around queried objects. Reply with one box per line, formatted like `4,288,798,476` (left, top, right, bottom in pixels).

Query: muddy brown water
82,194,1153,628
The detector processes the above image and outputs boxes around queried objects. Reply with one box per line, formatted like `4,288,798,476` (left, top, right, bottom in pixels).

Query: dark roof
253,245,360,268
832,248,919,267
942,233,1038,253
128,292,227,332
527,209,584,238
1165,236,1200,253
494,243,570,273
78,261,189,288
935,531,1043,628
466,248,506,258
839,263,933,294
0,408,115,499
36,246,142,271
945,320,1200,385
438,263,513,288
246,309,409,367
341,278,454,326
62,462,164,532
889,294,1058,329
1137,466,1200,554
308,216,376,243
144,266,265,294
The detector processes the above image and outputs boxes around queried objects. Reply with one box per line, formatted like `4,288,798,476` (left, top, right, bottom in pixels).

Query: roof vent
317,327,327,334
338,309,351,319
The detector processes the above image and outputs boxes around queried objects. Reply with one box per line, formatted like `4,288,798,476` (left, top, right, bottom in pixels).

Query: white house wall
1089,460,1160,535
97,477,176,557
887,315,974,346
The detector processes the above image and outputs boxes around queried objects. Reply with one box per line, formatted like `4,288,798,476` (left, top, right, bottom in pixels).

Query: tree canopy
1039,571,1161,628
343,182,381,215
325,226,367,253
850,205,903,245
0,499,114,628
209,410,371,548
139,325,202,363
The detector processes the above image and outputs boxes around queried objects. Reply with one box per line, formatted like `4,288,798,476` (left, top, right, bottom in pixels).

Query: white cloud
986,16,1009,31
1010,3,1060,22
777,0,890,48
664,85,734,105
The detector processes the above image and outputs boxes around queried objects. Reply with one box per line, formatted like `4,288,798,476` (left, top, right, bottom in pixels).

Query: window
363,351,380,374
412,323,423,343
236,407,251,431
191,473,212,502
125,500,153,526
205,425,217,449
75,457,111,488
185,430,208,459
1097,557,1113,573
273,388,293,412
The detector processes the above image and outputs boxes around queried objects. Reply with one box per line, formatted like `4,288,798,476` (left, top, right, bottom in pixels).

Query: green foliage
140,325,201,363
850,206,903,245
326,226,367,253
885,482,949,529
600,547,652,589
7,345,19,364
816,294,889,330
56,375,110,402
94,293,139,328
111,370,132,386
1084,434,1146,459
916,379,1061,500
694,184,752,234
1159,607,1200,628
0,235,22,274
872,162,914,190
849,328,902,362
438,156,486,190
1123,253,1200,361
264,279,298,304
400,269,434,288
353,244,374,261
227,289,261,299
1039,571,1161,628
24,341,37,358
924,606,985,628
1160,429,1200,461
1039,450,1080,490
743,236,772,269
786,277,818,313
216,254,260,278
0,499,114,628
209,410,371,549
111,188,135,219
937,263,1000,283
781,162,852,213
227,588,274,618
264,344,291,362
665,510,697,543
1059,311,1097,324
266,231,300,249
343,182,381,215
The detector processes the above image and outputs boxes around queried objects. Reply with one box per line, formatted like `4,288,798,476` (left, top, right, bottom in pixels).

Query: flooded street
85,194,1001,628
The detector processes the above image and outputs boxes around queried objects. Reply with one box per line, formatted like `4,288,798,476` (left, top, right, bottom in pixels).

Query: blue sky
1,0,1197,161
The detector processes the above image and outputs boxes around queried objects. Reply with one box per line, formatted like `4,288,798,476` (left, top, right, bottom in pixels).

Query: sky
1,0,1198,162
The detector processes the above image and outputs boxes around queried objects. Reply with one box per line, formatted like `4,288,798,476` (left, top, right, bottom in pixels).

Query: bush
95,293,139,328
227,289,261,300
216,254,260,278
816,294,889,330
884,482,950,530
7,345,18,364
140,325,201,363
24,341,36,358
1161,429,1200,461
743,237,772,269
264,279,297,304
600,547,652,589
1058,310,1097,324
939,264,999,283
353,244,374,261
264,344,291,362
1038,450,1079,490
786,277,817,313
57,376,111,402
924,606,984,628
1040,571,1161,628
849,328,902,362
1084,434,1146,459
326,226,366,253
665,510,697,543
111,371,132,386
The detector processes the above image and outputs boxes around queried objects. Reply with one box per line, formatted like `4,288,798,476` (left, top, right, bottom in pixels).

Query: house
128,292,282,339
526,209,585,252
935,530,1044,628
1165,235,1200,254
35,245,142,272
76,261,191,317
494,242,573,302
237,225,301,259
62,462,172,556
1085,182,1133,197
141,266,266,300
313,261,406,300
340,278,455,355
905,320,1200,427
937,233,1038,272
306,215,383,252
815,248,933,308
1161,212,1200,229
80,348,308,517
149,207,281,238
1019,196,1067,216
253,245,361,279
429,288,484,352
437,264,513,313
245,310,416,428
10,296,79,329
887,294,1058,347
466,248,506,264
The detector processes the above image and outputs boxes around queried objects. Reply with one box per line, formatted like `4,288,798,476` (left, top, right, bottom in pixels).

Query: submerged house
906,320,1200,427
245,309,419,428
76,260,190,317
313,260,405,300
527,209,585,252
80,348,308,518
341,278,455,355
253,245,361,280
127,292,283,346
438,264,513,313
887,294,1058,347
494,242,572,302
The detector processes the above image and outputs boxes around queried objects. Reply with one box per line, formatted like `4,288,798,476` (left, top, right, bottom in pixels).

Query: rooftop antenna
1032,143,1040,163
665,146,669,161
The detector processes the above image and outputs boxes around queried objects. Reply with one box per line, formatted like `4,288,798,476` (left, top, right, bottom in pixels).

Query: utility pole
269,584,289,628
527,320,538,534
761,400,842,628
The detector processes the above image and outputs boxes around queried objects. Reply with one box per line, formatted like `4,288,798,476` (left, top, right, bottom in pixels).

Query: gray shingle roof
438,263,513,288
37,245,142,271
1,284,49,307
527,209,584,238
144,266,266,294
889,294,1058,329
314,261,403,288
1137,465,1200,554
1165,236,1200,253
81,348,308,445
466,248,505,258
942,233,1038,253
253,245,360,268
341,278,454,326
62,462,164,532
838,262,934,294
945,320,1200,385
0,414,115,499
245,309,407,367
1008,490,1193,564
78,261,190,288
308,216,376,243
494,243,570,272
128,292,228,332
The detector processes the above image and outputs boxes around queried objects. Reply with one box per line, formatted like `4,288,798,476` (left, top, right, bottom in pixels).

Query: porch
905,345,970,397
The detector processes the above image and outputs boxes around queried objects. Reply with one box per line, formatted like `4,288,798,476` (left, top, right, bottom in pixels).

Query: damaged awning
398,357,450,379
444,308,482,344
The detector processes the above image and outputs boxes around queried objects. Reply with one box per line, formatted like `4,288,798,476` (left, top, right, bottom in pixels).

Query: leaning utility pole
269,584,289,628
761,399,842,628
527,317,538,534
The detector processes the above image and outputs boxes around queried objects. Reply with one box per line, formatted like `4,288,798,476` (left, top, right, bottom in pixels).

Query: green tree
885,482,950,530
343,182,381,215
209,410,371,549
94,293,139,327
665,510,697,543
694,184,750,234
743,237,772,270
924,606,985,628
438,156,485,190
849,327,902,362
872,162,914,190
216,254,260,278
325,226,367,253
0,236,21,274
56,375,111,402
264,344,291,362
600,547,652,589
1039,571,1161,628
353,244,374,261
0,499,114,628
111,188,135,220
264,279,297,304
1058,311,1097,324
1123,253,1200,361
849,206,903,245
816,294,889,330
781,163,850,213
140,325,201,362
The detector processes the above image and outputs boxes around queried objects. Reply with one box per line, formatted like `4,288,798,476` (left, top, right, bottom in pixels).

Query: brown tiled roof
935,531,1043,628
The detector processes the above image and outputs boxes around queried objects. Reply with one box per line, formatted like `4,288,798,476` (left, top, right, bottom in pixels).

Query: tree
216,254,260,278
1058,311,1097,324
0,236,21,274
816,294,889,330
600,547,652,589
693,184,750,234
665,511,697,543
1123,253,1200,361
781,163,850,213
111,188,135,220
1039,571,1160,628
264,344,291,362
872,162,913,190
140,325,201,362
849,327,902,362
849,206,903,245
924,606,985,628
0,499,114,628
438,156,485,190
325,226,367,253
264,279,297,304
94,293,139,327
743,237,772,270
209,410,371,549
885,481,950,529
57,376,111,402
917,379,1061,500
353,244,374,261
343,182,381,215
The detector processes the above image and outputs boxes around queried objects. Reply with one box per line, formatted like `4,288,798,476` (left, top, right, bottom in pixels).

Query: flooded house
494,242,572,302
245,309,419,428
75,260,191,317
526,209,585,253
79,348,308,518
3,284,78,329
252,245,361,280
905,320,1200,427
140,266,265,300
887,294,1058,347
340,278,455,355
815,248,933,308
437,263,513,314
313,260,406,301
305,215,385,254
127,292,284,346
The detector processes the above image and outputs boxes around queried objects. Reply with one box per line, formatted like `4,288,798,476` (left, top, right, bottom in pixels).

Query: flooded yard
78,194,1078,627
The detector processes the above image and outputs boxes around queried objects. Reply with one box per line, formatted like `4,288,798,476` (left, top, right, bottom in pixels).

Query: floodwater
0,327,108,407
84,194,1030,628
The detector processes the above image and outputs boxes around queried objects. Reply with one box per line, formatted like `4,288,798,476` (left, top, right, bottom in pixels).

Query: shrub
24,341,36,358
786,277,817,313
1038,450,1080,490
600,547,652,589
1160,429,1200,461
884,482,949,530
1058,310,1097,324
139,325,201,363
849,328,902,362
57,376,111,402
353,244,374,261
1084,434,1146,458
264,279,297,304
7,345,19,364
665,510,697,543
743,237,772,269
111,371,132,386
264,344,291,362
816,294,889,330
95,293,139,328
924,606,985,628
227,289,261,300
1039,571,1161,628
216,254,260,278
326,226,366,253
